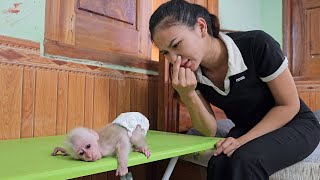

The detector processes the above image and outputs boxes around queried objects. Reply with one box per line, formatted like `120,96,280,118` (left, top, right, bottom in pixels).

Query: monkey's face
74,134,102,162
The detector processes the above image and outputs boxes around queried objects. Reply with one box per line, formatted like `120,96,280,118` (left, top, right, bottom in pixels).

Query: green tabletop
0,130,222,180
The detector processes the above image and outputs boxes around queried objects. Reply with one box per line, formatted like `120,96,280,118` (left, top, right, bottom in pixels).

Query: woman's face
152,24,206,71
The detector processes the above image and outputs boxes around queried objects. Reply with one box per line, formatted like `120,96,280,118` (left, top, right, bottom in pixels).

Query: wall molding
0,35,157,81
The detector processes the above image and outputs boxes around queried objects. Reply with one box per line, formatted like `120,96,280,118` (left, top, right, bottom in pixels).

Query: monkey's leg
130,125,151,158
115,137,131,177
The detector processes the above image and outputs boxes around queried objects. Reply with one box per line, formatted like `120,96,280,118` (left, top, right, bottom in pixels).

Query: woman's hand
213,137,242,157
171,56,197,98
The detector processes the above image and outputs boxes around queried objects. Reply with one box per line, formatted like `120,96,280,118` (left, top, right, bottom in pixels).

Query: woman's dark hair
149,0,220,41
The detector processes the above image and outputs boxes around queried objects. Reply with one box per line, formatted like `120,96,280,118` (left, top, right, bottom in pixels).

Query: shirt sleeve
252,30,287,82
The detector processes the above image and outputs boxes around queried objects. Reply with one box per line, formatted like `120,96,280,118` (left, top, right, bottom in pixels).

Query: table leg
162,157,179,180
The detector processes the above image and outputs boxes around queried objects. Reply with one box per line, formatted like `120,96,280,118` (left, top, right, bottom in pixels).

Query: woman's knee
207,154,228,168
230,147,262,167
229,148,268,179
207,154,230,179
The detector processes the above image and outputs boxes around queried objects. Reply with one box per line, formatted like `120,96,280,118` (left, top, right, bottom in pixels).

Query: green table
0,130,221,180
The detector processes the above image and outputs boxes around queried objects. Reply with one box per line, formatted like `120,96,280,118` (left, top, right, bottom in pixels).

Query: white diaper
112,112,149,137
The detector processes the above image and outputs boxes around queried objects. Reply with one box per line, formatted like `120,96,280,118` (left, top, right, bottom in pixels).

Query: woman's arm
214,68,300,157
180,91,217,137
171,56,217,137
238,68,300,144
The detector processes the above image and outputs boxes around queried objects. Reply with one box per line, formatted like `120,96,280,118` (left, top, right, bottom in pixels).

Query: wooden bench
0,130,221,180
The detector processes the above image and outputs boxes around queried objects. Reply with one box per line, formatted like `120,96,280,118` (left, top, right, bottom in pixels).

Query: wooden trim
0,38,157,81
157,54,167,131
45,0,76,45
282,0,292,72
294,77,320,84
0,35,40,50
207,0,219,15
44,40,159,72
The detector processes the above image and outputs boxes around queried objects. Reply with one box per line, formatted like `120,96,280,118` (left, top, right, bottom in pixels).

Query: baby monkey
52,112,151,177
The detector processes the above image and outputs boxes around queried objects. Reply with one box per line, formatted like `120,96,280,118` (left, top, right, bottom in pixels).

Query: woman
149,0,320,179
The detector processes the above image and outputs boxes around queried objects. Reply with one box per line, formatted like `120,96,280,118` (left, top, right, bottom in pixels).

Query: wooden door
45,0,158,71
283,0,320,111
283,0,320,78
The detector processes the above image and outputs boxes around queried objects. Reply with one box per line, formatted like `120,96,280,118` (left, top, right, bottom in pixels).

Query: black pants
207,112,320,180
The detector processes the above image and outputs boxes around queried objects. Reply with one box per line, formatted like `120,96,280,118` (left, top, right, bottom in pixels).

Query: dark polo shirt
196,30,310,130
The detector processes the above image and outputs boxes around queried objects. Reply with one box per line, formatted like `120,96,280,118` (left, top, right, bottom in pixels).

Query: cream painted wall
219,0,282,47
0,1,45,43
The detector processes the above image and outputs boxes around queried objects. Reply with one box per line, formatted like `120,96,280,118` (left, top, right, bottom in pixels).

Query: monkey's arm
130,125,151,158
51,147,69,156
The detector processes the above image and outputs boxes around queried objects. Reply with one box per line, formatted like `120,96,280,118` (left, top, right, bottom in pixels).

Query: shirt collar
195,32,248,95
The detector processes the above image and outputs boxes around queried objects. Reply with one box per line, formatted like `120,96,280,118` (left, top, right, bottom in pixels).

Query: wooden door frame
282,0,292,73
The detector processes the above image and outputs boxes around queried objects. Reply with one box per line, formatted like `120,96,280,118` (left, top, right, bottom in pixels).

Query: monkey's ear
89,129,99,140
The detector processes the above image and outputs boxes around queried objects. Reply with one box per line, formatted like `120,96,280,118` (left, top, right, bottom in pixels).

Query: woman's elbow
289,98,300,116
293,98,300,113
207,125,217,137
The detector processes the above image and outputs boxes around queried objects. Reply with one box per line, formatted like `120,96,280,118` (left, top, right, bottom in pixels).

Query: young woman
149,0,320,179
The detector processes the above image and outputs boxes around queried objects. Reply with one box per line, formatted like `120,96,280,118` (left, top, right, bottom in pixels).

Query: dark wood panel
79,0,136,25
76,13,139,55
308,8,320,55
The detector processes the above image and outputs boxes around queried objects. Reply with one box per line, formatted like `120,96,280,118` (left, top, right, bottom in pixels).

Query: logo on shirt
236,76,245,82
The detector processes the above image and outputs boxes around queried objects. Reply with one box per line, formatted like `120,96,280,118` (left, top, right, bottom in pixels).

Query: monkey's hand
51,147,69,156
116,163,128,176
134,147,151,158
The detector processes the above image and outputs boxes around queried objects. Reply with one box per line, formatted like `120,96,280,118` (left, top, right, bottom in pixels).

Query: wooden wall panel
0,37,158,142
56,72,68,135
148,80,158,129
34,70,58,137
67,73,86,131
84,76,94,129
109,79,119,121
117,79,131,115
130,78,149,116
93,77,110,129
21,68,35,138
0,66,23,140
